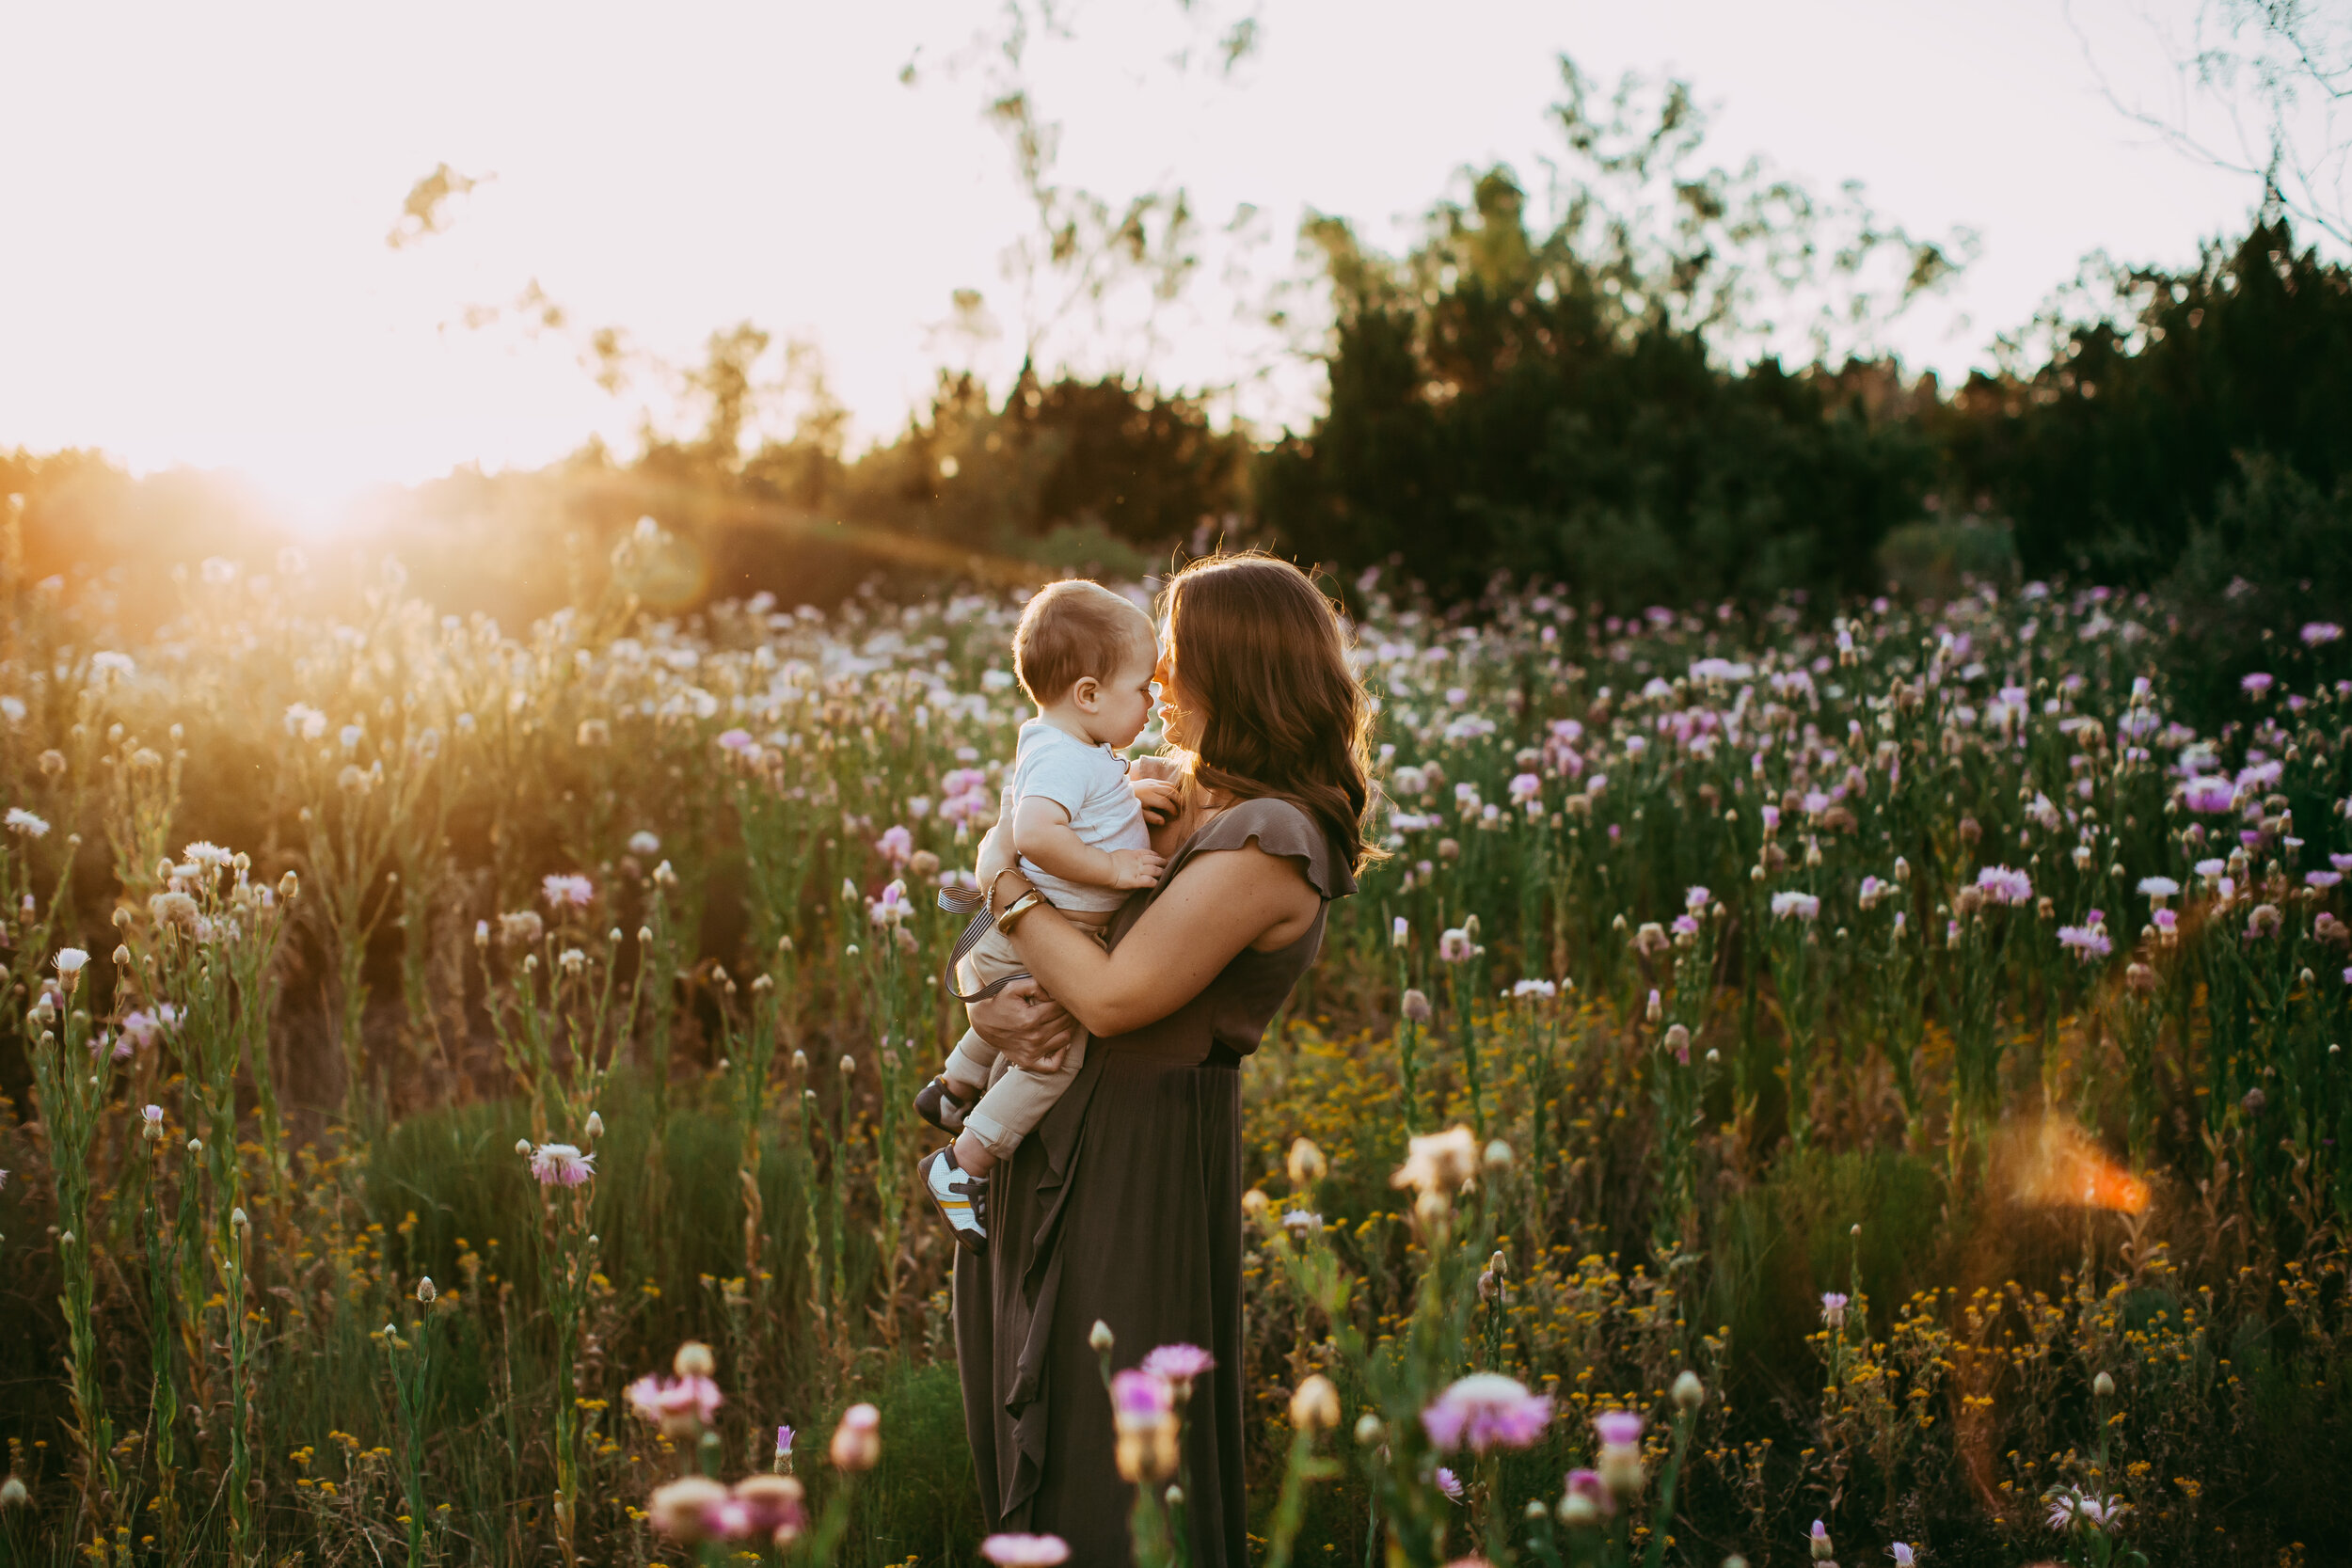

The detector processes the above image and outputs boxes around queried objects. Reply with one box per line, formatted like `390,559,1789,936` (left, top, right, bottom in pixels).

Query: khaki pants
944,906,1114,1159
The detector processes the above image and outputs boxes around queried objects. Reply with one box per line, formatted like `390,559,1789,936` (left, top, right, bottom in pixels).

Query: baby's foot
914,1075,977,1133
919,1147,989,1254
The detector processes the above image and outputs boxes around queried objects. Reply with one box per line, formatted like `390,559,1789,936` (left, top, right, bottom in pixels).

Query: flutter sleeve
1179,796,1357,901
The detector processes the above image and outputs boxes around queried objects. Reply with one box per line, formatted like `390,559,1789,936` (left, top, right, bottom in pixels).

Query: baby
917,578,1164,1252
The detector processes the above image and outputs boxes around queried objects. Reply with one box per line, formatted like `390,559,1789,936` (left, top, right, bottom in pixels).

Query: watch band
983,866,1026,919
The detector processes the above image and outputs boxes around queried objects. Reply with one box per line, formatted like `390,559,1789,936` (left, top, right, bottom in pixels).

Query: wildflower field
2,521,2348,1567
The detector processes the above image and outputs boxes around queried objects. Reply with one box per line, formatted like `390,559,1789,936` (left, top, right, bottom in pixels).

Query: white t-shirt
1010,717,1150,912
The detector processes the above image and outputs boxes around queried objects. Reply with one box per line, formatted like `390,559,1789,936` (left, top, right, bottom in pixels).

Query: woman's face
1152,632,1202,752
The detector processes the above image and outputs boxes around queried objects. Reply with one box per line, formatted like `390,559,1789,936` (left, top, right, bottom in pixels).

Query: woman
952,552,1372,1564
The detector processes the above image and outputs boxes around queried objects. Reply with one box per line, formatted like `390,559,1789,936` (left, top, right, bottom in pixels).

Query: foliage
4,508,2351,1562
1947,218,2352,591
1256,54,1966,608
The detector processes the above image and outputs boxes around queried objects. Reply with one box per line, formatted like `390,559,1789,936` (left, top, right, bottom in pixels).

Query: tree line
8,58,2349,660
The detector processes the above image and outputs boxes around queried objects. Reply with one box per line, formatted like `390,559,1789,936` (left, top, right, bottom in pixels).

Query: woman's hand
974,814,1017,892
967,977,1078,1073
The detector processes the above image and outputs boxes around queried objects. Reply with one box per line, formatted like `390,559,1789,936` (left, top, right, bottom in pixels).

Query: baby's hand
1106,847,1167,890
1129,776,1182,827
1126,753,1184,784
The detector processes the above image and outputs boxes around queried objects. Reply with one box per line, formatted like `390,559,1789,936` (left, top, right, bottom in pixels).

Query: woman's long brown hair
1160,551,1375,873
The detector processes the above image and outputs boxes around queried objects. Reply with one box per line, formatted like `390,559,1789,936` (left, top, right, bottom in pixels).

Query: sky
0,0,2293,526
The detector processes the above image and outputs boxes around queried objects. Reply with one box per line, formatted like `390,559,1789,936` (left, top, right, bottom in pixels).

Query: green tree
1258,142,1945,604
1951,217,2352,583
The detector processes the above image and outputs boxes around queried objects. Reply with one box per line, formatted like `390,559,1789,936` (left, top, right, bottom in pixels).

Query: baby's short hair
1013,579,1152,705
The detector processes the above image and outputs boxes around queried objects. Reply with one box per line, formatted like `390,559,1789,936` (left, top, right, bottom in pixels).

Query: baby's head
1013,579,1159,749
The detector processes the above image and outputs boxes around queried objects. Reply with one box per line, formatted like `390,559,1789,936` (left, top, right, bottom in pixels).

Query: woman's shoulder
1184,796,1356,900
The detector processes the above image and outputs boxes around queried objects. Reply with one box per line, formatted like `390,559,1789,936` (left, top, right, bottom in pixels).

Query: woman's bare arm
1000,846,1320,1039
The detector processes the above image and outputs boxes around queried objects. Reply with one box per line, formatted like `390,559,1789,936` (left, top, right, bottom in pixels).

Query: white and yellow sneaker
919,1147,989,1254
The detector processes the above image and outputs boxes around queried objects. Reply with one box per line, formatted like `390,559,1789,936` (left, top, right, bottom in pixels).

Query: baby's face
1095,634,1159,749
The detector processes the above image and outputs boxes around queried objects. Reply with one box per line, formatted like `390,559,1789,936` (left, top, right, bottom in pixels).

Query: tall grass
1,526,2347,1563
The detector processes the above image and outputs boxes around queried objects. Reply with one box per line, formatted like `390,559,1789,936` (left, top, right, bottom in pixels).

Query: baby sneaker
914,1075,976,1133
919,1146,989,1254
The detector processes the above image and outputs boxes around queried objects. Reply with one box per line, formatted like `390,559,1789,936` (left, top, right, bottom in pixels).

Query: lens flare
2009,1117,2149,1214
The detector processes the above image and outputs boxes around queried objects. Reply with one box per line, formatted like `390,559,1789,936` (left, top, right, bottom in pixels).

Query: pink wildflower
1422,1373,1552,1453
627,1372,723,1435
529,1142,595,1187
2058,923,2112,962
1111,1368,1173,1420
2182,776,2235,814
1976,865,2033,905
1138,1343,1216,1398
1562,1467,1613,1517
829,1402,881,1470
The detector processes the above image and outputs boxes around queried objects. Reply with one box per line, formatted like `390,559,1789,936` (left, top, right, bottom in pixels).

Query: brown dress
954,797,1355,1565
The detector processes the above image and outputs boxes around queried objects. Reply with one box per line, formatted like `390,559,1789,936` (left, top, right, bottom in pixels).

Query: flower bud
1483,1139,1513,1173
829,1402,881,1471
230,1207,249,1229
516,1138,532,1156
1089,1321,1116,1354
1672,1370,1705,1412
2092,1371,2115,1399
675,1341,717,1379
585,1111,605,1139
417,1275,437,1305
1354,1412,1384,1447
1289,1374,1341,1433
646,1476,729,1541
1286,1137,1327,1187
1811,1519,1834,1561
